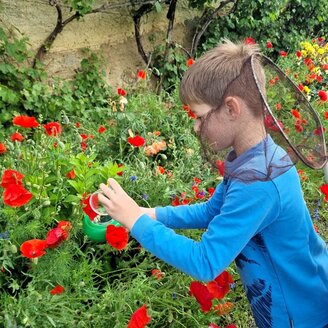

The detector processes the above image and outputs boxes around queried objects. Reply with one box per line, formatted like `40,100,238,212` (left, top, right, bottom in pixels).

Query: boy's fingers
107,178,122,193
99,183,115,198
98,193,111,208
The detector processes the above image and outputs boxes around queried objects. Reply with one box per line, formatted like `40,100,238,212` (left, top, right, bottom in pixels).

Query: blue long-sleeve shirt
131,135,328,327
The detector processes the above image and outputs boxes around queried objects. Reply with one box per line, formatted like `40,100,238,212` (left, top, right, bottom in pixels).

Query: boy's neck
233,129,267,157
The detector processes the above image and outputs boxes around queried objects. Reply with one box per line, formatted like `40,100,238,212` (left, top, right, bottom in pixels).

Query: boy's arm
140,182,225,229
131,180,279,282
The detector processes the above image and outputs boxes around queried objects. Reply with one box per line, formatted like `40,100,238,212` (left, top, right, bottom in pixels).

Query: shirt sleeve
155,182,225,229
131,180,280,282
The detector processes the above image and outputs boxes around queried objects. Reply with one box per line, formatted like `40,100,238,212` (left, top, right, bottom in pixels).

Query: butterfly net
181,48,327,183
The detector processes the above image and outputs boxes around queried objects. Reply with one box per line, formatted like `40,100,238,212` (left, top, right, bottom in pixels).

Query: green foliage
64,0,95,16
200,0,328,56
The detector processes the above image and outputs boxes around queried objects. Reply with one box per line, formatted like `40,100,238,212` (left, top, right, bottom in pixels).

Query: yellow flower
301,50,307,57
303,86,311,94
318,48,325,55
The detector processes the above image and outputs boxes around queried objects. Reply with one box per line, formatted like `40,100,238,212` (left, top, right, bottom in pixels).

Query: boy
99,40,328,327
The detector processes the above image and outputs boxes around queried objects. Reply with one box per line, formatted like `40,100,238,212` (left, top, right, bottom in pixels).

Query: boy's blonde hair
180,39,265,117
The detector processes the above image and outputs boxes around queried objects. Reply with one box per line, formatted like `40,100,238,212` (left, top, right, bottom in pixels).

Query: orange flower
127,305,151,328
213,301,234,315
66,170,76,179
50,285,65,295
151,269,164,280
20,239,47,258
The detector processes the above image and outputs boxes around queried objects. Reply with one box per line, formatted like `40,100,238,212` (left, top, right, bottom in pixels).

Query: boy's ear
224,96,241,120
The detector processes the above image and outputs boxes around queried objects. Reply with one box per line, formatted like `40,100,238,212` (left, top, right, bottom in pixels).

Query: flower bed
0,37,327,327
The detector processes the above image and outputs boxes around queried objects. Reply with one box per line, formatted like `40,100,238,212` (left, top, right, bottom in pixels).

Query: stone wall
0,0,198,86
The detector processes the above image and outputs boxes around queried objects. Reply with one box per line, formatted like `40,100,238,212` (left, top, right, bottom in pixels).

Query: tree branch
190,0,236,57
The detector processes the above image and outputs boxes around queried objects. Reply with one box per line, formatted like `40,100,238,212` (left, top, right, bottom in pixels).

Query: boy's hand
98,178,143,231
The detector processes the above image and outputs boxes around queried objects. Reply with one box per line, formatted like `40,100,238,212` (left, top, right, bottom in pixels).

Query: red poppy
11,132,24,142
81,141,87,151
189,281,213,312
57,221,72,232
266,41,273,49
291,109,301,119
313,127,326,135
98,125,106,133
0,143,7,154
244,37,255,45
226,325,238,328
50,285,65,295
13,116,39,128
318,90,327,102
295,124,303,133
75,122,81,128
137,70,147,80
66,170,76,179
128,135,145,147
324,111,328,120
264,115,284,132
1,169,24,188
3,184,33,207
207,270,234,299
296,50,302,58
127,305,151,328
45,227,67,248
186,58,194,67
298,83,304,91
117,88,126,96
106,225,129,250
208,324,219,328
216,160,225,177
207,187,215,197
44,122,62,136
320,184,328,201
20,239,47,258
279,51,288,57
117,163,124,176
182,104,197,119
81,194,98,221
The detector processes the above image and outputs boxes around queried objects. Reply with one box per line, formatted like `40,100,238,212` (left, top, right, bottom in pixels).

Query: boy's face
191,103,234,152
